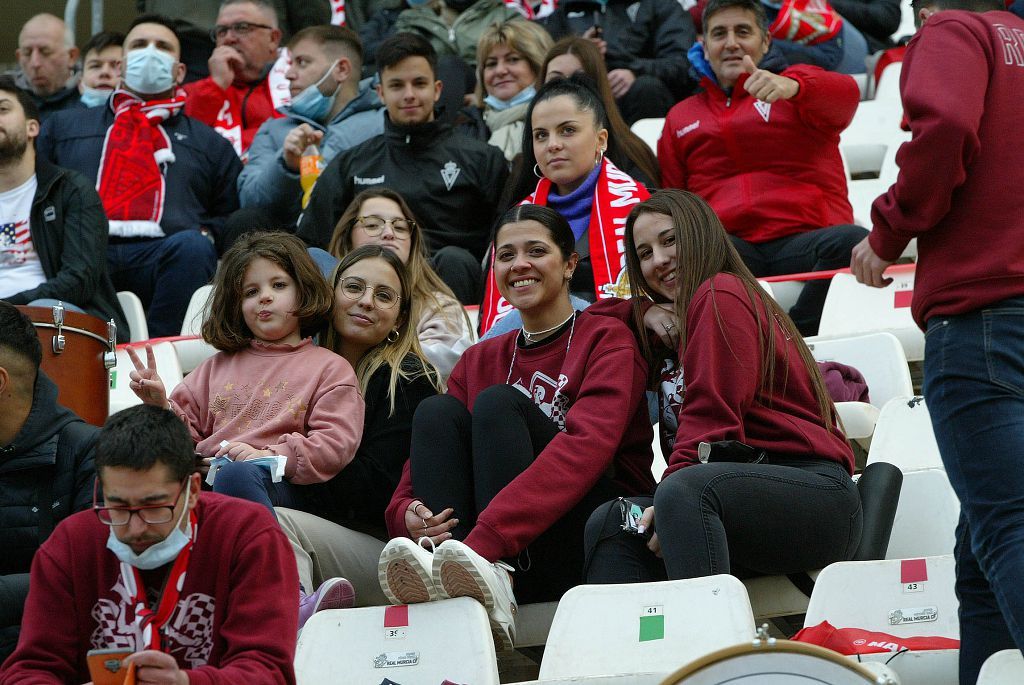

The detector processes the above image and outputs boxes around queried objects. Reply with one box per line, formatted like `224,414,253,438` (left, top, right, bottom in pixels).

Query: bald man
13,14,83,123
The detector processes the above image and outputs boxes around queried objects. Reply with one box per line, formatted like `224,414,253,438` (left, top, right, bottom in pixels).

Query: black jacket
1,371,97,576
298,114,508,261
830,0,902,52
542,0,698,99
5,159,129,341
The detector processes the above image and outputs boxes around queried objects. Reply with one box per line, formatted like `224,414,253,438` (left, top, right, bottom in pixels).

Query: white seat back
886,468,959,560
295,598,499,685
866,397,943,472
108,342,183,416
630,118,665,155
539,576,755,680
116,291,149,342
180,284,214,336
806,332,913,409
978,649,1024,685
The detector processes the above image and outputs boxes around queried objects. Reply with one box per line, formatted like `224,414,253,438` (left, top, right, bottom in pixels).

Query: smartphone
87,648,135,685
698,440,766,464
618,497,655,540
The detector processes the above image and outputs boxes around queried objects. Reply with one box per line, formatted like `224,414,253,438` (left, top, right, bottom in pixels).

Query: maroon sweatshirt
870,10,1024,328
386,310,656,562
664,274,853,478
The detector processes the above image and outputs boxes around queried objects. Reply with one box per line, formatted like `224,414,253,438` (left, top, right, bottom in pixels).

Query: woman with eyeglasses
276,244,445,609
310,188,474,379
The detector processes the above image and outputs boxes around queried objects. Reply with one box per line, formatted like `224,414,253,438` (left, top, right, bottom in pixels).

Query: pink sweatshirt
169,338,364,484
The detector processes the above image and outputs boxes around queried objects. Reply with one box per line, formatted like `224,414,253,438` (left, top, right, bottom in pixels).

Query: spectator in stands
359,0,408,74
831,0,902,53
13,14,82,123
0,77,128,339
658,0,864,336
125,232,364,521
78,31,123,108
851,1,1024,681
379,204,655,649
38,15,242,338
541,37,660,186
584,189,861,586
237,25,384,234
299,33,508,305
184,0,285,157
480,76,649,335
0,404,299,682
313,189,474,379
394,0,522,68
468,19,552,162
540,0,697,124
277,244,444,607
0,303,97,662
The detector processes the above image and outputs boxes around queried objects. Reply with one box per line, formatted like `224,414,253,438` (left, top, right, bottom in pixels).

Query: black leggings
584,458,862,583
411,385,617,604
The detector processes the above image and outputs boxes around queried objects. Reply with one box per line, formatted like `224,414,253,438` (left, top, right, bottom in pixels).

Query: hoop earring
533,163,544,179
594,148,606,167
387,328,400,343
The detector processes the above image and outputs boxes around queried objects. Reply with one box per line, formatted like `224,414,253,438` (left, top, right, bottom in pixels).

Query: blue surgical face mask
80,86,112,108
105,486,192,570
124,45,177,95
484,85,536,112
289,60,342,123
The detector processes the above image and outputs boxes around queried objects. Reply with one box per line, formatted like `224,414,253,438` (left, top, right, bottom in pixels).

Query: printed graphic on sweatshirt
754,100,771,123
510,370,571,431
91,575,215,668
658,358,685,449
209,379,308,432
0,220,33,266
440,161,461,191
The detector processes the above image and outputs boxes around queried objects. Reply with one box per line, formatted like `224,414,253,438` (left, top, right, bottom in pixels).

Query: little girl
127,232,365,515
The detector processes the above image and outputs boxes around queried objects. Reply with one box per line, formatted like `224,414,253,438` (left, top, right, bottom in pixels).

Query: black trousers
584,458,862,583
411,386,617,604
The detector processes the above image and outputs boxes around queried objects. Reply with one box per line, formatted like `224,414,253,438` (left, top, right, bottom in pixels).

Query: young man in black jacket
298,33,508,304
0,302,97,661
0,77,128,340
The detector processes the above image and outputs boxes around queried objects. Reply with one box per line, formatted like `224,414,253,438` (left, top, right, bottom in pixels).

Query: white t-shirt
0,175,45,299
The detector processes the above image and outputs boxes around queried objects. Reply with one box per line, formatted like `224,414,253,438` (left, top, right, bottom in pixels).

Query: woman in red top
583,189,862,583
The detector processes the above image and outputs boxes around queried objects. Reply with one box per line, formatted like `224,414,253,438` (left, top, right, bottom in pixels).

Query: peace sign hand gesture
127,344,169,409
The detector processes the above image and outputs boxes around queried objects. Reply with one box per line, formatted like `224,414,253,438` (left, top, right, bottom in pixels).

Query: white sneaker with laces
378,536,439,604
432,539,518,651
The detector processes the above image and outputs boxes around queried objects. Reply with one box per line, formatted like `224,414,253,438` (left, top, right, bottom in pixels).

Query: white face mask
80,86,112,108
105,486,192,570
124,44,177,95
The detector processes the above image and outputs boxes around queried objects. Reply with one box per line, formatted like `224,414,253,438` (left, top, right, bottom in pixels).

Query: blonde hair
475,19,553,107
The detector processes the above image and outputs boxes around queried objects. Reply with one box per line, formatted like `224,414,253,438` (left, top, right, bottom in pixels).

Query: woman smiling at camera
377,205,655,650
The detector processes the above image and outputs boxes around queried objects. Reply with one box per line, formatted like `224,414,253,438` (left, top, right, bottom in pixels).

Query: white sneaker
433,539,518,651
378,537,439,605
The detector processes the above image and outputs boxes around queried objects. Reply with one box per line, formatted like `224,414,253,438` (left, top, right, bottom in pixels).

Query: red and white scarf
212,50,292,158
97,90,187,239
505,0,558,20
480,157,649,333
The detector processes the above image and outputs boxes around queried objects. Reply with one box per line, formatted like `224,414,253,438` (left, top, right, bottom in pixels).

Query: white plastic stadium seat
978,650,1024,685
807,332,913,409
295,598,499,685
630,118,665,155
538,576,755,681
866,397,943,472
116,291,149,342
108,341,184,415
180,284,213,336
886,468,959,560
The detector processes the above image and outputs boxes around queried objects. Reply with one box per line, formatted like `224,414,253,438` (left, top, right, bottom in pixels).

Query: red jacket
386,311,656,562
870,10,1024,328
665,274,854,478
658,65,858,243
1,493,297,685
185,75,283,156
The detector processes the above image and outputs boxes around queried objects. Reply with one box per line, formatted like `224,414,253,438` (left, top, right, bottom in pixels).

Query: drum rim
659,638,879,684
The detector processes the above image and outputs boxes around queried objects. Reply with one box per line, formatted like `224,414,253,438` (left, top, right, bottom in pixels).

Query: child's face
241,257,302,346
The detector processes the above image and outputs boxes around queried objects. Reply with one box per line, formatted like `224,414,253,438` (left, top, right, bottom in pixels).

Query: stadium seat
116,291,149,342
886,468,959,560
295,598,500,685
978,650,1024,685
630,118,664,155
874,61,903,106
807,332,913,408
514,601,559,648
108,341,184,415
180,284,213,336
537,576,755,681
172,337,218,375
866,397,943,472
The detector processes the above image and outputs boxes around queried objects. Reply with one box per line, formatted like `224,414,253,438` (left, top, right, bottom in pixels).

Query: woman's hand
644,304,680,350
405,501,458,546
127,345,169,408
216,442,273,461
638,506,661,557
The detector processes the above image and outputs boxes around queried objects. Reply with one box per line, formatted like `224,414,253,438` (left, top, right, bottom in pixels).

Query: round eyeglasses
356,216,414,238
337,276,401,309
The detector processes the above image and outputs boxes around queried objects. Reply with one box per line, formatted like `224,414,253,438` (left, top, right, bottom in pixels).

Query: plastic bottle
300,143,324,209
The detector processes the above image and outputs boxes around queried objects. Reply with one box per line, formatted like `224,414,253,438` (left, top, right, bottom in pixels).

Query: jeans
729,224,868,336
309,247,339,281
923,297,1024,685
212,460,317,517
27,299,85,313
584,458,861,582
107,231,217,338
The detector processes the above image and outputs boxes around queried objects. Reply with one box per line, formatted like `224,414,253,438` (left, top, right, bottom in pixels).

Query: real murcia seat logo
441,161,461,191
753,100,771,123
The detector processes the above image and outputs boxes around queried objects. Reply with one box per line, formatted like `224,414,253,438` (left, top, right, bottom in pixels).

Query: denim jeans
923,297,1024,684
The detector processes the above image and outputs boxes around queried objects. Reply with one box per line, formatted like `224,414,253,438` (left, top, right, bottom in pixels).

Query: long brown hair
624,190,838,431
541,36,660,186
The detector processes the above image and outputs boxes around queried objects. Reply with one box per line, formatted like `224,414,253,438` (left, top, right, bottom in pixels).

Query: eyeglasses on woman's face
356,216,414,238
336,276,401,309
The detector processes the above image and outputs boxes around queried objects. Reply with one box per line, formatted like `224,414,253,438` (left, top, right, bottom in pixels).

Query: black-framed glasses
93,478,188,526
356,216,414,238
210,22,275,41
337,276,401,309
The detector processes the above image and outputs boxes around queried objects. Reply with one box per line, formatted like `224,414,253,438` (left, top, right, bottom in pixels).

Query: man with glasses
0,302,97,662
1,404,299,683
184,0,287,157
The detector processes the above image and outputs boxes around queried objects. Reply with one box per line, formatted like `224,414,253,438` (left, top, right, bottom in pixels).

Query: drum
661,631,898,685
18,304,116,427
